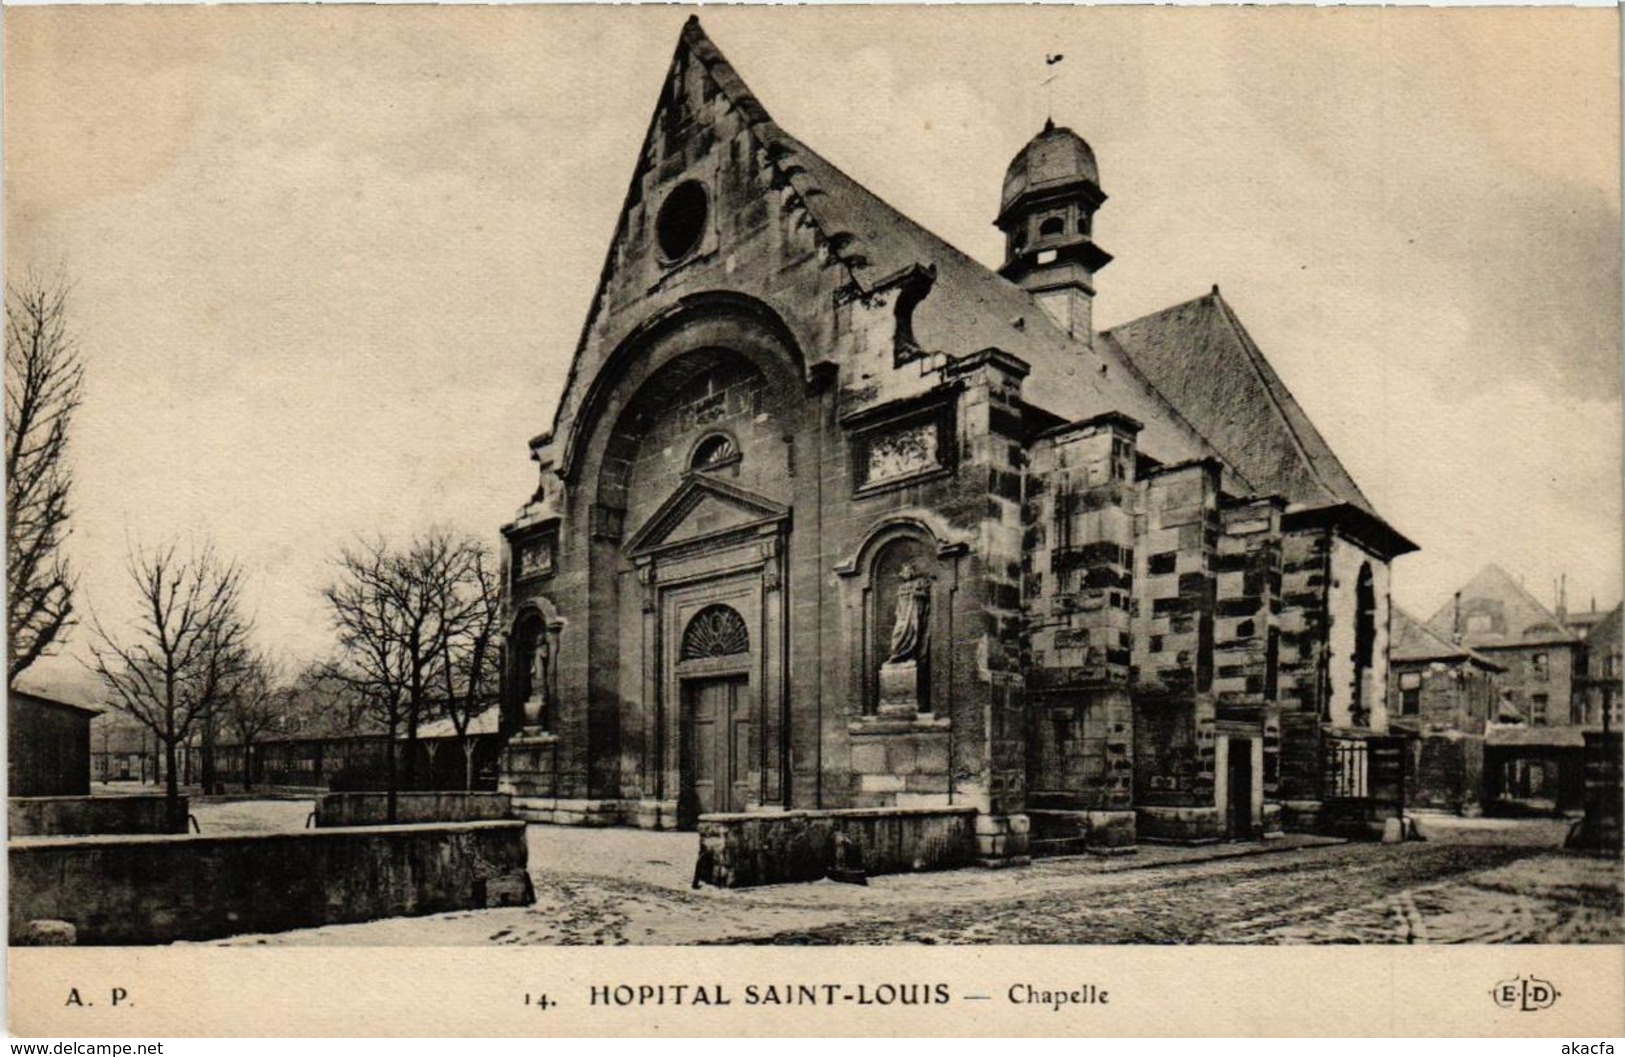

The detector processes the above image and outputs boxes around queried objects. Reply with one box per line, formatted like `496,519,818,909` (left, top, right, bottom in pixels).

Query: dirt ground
200,811,1622,946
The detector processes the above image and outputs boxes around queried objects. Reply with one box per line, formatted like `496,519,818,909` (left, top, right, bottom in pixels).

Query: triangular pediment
624,474,789,557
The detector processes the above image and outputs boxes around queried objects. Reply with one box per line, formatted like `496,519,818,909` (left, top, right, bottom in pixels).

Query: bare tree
322,530,483,817
88,541,252,827
6,272,85,685
220,651,284,792
286,660,374,738
436,543,502,790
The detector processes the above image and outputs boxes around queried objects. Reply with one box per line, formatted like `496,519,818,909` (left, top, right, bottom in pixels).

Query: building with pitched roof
498,19,1417,867
1386,607,1504,815
1388,607,1504,736
9,689,99,797
1425,564,1584,728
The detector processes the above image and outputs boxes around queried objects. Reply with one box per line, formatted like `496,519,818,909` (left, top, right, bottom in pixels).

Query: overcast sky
6,5,1619,697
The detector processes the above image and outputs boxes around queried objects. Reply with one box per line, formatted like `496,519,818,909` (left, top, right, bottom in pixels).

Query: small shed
8,689,101,797
1483,723,1587,816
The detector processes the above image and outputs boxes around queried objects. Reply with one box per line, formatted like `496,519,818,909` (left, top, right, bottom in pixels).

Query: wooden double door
680,673,751,826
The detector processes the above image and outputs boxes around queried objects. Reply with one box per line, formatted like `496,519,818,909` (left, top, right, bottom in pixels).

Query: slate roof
662,20,1401,529
1101,293,1380,517
1425,564,1583,649
1390,607,1505,670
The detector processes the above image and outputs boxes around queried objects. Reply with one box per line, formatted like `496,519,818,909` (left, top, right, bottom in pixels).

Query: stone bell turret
995,119,1112,342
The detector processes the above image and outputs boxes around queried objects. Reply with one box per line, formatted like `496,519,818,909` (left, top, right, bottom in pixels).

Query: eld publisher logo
1491,976,1560,1012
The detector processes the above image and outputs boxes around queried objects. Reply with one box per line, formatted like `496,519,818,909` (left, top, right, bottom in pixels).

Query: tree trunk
404,717,420,791
463,737,476,791
385,719,399,823
200,714,217,794
163,738,184,831
242,740,254,792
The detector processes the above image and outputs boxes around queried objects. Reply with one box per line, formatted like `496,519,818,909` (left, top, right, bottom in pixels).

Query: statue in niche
886,562,931,664
521,625,550,729
877,561,931,715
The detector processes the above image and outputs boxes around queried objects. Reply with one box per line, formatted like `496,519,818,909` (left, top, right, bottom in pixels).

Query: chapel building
499,19,1417,864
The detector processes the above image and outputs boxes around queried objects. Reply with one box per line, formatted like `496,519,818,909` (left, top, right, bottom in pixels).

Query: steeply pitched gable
1425,563,1581,648
1100,291,1378,517
1391,606,1505,670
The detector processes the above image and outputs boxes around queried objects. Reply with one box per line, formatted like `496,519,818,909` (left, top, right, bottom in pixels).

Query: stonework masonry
497,18,1417,876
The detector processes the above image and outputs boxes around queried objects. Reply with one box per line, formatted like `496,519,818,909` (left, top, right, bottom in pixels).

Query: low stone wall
1137,805,1224,842
1320,798,1400,839
509,797,674,828
696,806,978,888
1028,809,1136,856
9,820,531,945
8,795,185,837
314,791,512,827
1279,800,1322,833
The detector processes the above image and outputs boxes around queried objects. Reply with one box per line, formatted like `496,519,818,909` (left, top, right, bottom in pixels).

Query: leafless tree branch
6,271,85,685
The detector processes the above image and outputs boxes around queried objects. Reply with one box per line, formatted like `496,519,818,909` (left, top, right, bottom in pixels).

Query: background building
8,689,99,797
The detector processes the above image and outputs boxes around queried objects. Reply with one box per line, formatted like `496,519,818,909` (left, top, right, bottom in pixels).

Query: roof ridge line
1484,563,1571,631
546,18,869,449
1098,289,1212,336
682,22,879,293
1209,292,1375,511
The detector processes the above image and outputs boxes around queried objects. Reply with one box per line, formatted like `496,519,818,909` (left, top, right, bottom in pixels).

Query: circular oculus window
655,180,709,262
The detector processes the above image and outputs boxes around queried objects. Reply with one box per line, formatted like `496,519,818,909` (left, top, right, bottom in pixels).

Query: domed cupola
995,119,1112,341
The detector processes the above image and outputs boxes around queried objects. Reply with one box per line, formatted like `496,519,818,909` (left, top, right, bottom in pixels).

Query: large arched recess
558,292,811,487
556,292,810,801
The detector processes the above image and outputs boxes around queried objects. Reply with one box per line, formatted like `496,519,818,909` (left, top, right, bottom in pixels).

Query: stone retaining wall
1137,804,1224,842
9,820,531,945
8,795,184,837
696,806,978,888
313,791,512,827
1028,808,1136,856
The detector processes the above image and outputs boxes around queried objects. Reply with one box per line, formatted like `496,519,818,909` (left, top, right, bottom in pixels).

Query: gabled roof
1101,292,1381,519
8,688,100,718
569,18,1403,535
1583,603,1622,651
1425,564,1582,648
700,90,1215,469
1390,607,1505,670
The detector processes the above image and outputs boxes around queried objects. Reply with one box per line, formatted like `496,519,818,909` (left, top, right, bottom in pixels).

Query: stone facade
498,19,1416,869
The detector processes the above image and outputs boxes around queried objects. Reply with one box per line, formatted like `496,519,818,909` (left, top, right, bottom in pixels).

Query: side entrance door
1225,736,1255,838
681,674,750,827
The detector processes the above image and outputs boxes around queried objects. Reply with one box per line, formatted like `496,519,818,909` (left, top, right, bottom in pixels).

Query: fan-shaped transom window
681,604,749,660
690,433,739,471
